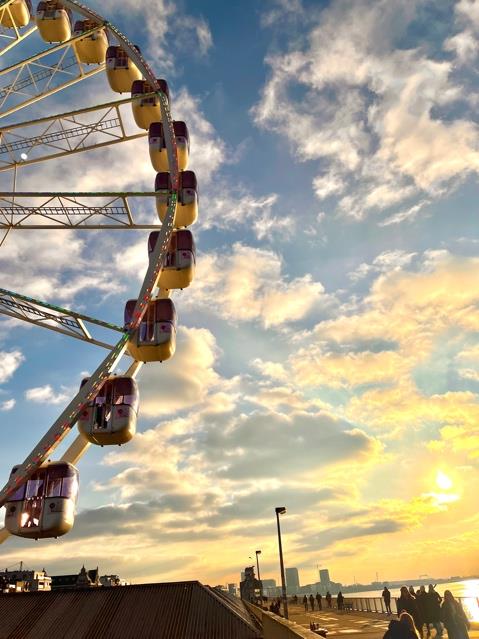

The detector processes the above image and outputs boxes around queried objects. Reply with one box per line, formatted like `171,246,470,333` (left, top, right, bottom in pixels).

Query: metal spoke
0,29,105,119
0,96,150,170
0,288,124,348
0,191,162,228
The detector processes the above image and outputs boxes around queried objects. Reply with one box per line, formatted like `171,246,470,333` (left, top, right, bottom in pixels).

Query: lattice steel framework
0,96,149,171
0,0,37,56
0,191,161,228
0,288,124,349
0,27,106,119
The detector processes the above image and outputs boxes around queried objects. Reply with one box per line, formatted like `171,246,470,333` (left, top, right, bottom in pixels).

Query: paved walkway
286,605,479,639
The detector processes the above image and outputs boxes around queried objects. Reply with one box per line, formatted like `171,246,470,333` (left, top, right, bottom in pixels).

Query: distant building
261,579,277,597
100,574,129,587
320,569,330,586
0,568,51,592
51,565,100,590
285,568,300,594
227,583,237,596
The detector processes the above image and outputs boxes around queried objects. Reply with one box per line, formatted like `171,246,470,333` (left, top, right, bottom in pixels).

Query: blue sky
0,0,478,587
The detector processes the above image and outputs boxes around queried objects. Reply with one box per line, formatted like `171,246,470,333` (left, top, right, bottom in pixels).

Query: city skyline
0,0,478,586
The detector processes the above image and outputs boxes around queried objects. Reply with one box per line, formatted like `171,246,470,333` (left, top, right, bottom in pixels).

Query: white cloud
251,0,479,220
186,243,330,328
25,384,70,405
349,249,417,282
0,350,24,383
0,398,15,411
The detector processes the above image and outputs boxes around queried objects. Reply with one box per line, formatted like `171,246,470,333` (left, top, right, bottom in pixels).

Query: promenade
287,604,479,639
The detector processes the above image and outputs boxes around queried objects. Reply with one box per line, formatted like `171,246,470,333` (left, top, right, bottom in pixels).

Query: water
345,578,479,600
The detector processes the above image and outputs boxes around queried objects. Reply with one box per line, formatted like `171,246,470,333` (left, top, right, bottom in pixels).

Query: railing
244,602,320,639
342,596,479,623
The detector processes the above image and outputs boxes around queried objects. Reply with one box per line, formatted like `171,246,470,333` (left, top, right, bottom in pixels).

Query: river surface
344,579,479,599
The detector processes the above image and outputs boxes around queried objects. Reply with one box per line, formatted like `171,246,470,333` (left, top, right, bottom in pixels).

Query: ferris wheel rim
0,0,187,529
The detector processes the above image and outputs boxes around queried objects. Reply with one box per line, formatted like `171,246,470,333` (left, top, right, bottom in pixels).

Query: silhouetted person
293,594,298,605
383,612,420,639
397,586,423,639
326,591,332,608
441,590,470,639
383,586,392,615
337,591,344,610
316,592,322,610
425,585,442,638
303,594,308,611
416,586,429,637
409,586,417,597
310,594,315,611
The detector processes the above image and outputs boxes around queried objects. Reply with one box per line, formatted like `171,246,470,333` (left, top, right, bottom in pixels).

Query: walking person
326,591,332,608
303,594,308,611
441,590,470,639
383,586,392,615
426,585,442,638
337,591,344,611
316,592,322,610
397,586,424,638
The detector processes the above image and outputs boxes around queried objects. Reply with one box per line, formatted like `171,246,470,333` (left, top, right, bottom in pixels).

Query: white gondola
106,45,142,93
35,1,71,43
125,298,177,363
4,462,79,539
149,229,196,290
73,19,108,64
131,78,169,130
149,121,189,172
77,376,139,446
0,0,31,28
155,171,198,228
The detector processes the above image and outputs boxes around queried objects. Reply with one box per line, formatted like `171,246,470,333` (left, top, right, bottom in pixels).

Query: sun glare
436,470,453,491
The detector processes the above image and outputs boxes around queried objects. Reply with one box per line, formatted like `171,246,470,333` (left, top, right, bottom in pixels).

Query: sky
0,0,478,589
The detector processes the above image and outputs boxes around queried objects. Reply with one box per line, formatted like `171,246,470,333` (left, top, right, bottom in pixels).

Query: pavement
286,604,479,639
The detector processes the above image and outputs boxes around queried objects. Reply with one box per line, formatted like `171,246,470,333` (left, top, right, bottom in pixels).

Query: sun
436,470,453,491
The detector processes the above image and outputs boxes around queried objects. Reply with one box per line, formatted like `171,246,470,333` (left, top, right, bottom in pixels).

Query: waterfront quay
287,603,479,639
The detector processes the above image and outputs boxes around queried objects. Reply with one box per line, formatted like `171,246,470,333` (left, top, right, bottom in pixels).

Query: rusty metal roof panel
0,581,262,639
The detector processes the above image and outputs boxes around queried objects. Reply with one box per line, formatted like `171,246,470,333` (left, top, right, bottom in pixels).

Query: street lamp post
255,550,262,602
275,506,288,619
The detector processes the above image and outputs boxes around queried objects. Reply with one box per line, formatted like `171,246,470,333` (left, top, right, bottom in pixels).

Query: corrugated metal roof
0,581,262,639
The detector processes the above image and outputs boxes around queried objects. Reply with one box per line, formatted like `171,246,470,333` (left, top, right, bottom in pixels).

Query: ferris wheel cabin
0,0,31,28
149,229,196,290
125,298,177,362
131,79,169,130
149,121,189,172
35,1,72,43
4,462,79,539
155,170,198,228
106,45,142,93
73,20,108,64
77,376,139,446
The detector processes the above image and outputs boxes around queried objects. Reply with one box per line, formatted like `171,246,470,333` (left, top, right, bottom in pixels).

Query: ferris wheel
0,0,198,543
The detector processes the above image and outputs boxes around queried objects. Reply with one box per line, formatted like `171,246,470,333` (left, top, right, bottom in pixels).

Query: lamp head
256,550,261,555
275,506,287,515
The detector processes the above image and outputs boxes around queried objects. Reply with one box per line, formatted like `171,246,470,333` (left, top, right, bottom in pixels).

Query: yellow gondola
73,19,108,64
155,171,198,228
106,45,142,93
125,298,177,363
4,462,79,539
0,0,31,28
35,1,71,43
